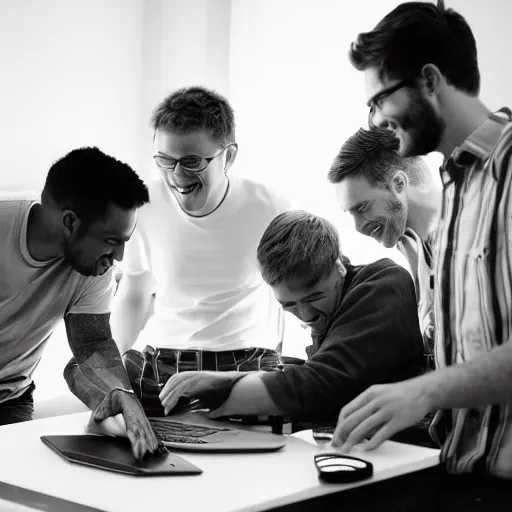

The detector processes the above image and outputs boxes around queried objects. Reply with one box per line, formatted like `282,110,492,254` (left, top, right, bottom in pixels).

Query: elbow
63,358,79,388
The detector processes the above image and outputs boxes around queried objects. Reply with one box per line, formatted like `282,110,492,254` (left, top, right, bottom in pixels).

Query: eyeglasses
153,143,237,173
367,78,417,129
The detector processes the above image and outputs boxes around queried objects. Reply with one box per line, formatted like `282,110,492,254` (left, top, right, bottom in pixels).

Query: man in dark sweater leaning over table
159,210,425,422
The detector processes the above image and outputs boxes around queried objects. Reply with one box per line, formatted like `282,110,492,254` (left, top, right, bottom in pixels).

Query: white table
0,413,440,512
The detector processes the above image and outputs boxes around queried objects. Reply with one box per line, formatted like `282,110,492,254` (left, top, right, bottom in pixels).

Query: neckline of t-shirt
20,201,61,267
163,174,240,223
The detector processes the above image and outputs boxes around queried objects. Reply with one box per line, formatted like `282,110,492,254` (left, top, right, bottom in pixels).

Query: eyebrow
366,85,390,107
156,151,204,158
103,223,137,243
104,234,132,243
279,292,324,305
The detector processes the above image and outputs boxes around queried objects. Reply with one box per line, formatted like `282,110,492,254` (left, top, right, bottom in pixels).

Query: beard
383,196,408,248
63,243,97,276
397,94,445,157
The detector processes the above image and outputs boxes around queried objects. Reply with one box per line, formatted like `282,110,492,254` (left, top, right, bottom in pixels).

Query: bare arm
422,340,512,410
109,273,154,355
63,313,131,410
159,371,282,416
333,335,512,451
63,312,160,459
213,373,282,416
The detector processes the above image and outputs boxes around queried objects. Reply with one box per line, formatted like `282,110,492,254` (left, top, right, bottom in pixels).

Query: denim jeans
124,345,282,416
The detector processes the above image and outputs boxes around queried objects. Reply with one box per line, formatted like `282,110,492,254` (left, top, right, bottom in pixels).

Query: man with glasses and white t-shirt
106,86,302,416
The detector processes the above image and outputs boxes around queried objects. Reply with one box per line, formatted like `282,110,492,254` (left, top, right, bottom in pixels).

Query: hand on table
91,388,161,460
332,379,432,452
159,371,243,416
87,413,127,437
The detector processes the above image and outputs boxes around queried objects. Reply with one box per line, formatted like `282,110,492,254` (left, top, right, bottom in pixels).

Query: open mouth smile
172,183,200,195
306,315,321,325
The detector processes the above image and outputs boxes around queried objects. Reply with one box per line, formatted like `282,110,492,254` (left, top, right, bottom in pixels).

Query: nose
295,302,316,323
369,109,388,129
352,213,366,234
173,162,189,179
113,243,125,262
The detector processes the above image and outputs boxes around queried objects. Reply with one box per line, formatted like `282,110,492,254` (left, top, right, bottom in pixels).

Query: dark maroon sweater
261,258,424,419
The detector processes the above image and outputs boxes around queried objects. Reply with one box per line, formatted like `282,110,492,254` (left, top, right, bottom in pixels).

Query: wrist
418,373,439,413
109,387,135,399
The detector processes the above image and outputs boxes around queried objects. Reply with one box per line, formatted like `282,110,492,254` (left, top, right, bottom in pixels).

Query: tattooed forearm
64,313,132,409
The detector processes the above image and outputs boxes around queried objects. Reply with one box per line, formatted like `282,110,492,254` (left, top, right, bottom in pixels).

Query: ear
336,259,347,277
420,64,443,96
224,143,238,172
390,171,408,195
62,210,81,240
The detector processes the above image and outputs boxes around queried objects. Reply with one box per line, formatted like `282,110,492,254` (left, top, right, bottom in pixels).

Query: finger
207,405,226,419
338,411,385,453
338,388,376,423
332,399,378,447
92,401,109,422
362,422,394,451
158,373,185,402
161,376,198,414
144,419,160,453
126,426,142,461
161,388,183,415
115,414,128,437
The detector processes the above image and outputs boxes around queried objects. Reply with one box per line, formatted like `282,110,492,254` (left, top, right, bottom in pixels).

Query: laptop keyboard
150,419,229,444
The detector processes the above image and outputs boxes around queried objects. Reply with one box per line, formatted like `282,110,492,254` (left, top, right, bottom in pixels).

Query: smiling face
154,129,235,216
334,174,407,248
271,266,343,334
63,203,137,276
365,68,445,157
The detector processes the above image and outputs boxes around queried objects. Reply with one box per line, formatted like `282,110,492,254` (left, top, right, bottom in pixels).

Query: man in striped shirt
332,0,512,486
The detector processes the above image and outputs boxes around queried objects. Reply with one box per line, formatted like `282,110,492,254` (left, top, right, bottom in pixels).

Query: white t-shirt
122,175,291,351
0,200,116,403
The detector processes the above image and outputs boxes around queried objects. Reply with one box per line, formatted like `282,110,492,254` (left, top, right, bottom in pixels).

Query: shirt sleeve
118,218,152,277
260,262,424,418
67,270,117,316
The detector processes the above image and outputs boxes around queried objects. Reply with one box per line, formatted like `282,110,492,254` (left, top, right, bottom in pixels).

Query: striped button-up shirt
429,110,512,478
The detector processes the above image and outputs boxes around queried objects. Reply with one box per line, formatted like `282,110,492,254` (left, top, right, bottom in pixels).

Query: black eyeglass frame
367,78,418,129
153,143,238,173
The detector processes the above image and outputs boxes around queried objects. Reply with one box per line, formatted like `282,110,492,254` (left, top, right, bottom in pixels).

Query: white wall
228,0,511,263
0,0,145,401
144,0,232,179
0,0,145,191
2,0,511,401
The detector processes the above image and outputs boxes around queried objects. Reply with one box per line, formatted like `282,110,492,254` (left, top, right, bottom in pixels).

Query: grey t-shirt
0,200,115,403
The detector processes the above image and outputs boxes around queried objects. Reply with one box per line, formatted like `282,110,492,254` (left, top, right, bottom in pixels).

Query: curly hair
151,86,236,145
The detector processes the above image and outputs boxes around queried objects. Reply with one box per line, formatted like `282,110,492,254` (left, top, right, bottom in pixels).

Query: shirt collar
440,108,511,188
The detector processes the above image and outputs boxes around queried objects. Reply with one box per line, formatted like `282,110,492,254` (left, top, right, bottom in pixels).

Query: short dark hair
257,210,341,287
350,1,480,95
42,147,149,222
151,86,236,145
327,128,428,186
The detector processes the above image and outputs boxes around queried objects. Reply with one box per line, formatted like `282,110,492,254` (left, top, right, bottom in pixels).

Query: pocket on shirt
459,250,495,362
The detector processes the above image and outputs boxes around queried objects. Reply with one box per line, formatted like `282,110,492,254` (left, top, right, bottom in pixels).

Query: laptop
149,411,287,452
41,434,202,476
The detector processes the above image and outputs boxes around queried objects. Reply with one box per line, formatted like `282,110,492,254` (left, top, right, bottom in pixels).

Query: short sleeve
67,270,117,316
118,220,152,277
